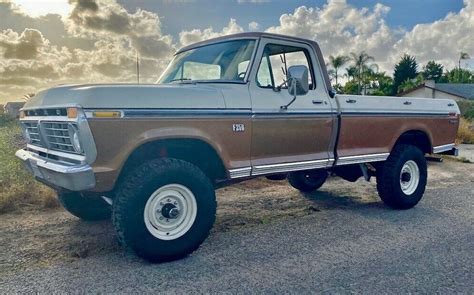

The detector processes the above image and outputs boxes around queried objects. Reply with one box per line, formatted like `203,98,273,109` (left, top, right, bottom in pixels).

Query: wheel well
394,130,432,154
117,139,227,186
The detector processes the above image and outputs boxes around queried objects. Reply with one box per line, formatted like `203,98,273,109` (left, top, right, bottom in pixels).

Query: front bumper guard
15,149,96,191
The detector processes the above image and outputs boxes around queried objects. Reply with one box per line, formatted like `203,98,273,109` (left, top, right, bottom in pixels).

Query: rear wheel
112,158,216,262
288,170,328,192
376,144,427,209
58,192,111,221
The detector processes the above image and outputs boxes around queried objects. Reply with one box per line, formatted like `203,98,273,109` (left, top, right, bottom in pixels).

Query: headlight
68,124,83,154
22,127,31,144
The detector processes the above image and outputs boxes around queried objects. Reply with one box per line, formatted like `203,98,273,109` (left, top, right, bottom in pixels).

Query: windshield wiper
168,78,195,84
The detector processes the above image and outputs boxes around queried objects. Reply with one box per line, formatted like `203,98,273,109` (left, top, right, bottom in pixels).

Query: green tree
329,55,350,86
422,61,444,82
443,68,474,83
345,65,358,81
342,80,359,95
350,51,375,95
393,54,418,94
369,72,393,96
398,74,424,93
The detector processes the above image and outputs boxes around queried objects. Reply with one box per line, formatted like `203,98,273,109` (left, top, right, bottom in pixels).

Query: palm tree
329,55,349,85
459,52,470,69
350,51,374,95
345,65,358,82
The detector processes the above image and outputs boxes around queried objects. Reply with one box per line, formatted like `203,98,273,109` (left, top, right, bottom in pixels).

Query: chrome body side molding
252,159,334,176
432,143,455,154
228,153,392,179
228,167,252,179
336,153,390,166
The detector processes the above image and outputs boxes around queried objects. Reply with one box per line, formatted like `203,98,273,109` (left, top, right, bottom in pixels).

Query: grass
0,114,57,214
456,117,474,144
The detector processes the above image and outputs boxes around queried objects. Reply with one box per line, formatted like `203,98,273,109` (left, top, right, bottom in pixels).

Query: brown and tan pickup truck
16,32,460,262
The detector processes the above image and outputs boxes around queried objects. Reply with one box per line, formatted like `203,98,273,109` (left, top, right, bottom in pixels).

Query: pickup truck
16,32,460,262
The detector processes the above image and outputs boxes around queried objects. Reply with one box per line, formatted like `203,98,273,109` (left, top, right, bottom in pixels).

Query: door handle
346,99,356,103
312,99,324,104
403,101,412,105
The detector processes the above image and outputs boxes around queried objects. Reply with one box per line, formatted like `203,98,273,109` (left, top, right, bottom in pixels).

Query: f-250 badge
232,123,245,132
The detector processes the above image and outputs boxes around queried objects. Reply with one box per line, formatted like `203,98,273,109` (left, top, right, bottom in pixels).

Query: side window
256,44,314,90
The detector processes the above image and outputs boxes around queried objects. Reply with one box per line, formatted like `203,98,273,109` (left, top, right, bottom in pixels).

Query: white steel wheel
399,160,420,195
144,184,197,241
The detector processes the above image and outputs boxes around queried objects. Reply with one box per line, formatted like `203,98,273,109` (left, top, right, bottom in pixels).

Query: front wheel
112,158,216,262
58,192,111,221
376,144,427,209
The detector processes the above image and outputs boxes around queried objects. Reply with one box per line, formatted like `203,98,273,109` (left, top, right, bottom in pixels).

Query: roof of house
398,83,474,99
434,83,474,99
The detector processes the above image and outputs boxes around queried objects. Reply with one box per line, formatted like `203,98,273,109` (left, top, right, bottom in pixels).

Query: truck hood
23,83,226,110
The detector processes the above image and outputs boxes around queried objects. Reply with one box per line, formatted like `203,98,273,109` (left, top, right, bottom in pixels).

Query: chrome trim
336,153,390,166
228,167,252,179
433,143,455,154
341,111,450,117
85,108,252,119
251,158,333,176
27,144,86,162
15,149,95,191
20,108,97,165
20,116,76,122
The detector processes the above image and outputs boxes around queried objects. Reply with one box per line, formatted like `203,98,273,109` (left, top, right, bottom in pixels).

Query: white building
399,80,474,101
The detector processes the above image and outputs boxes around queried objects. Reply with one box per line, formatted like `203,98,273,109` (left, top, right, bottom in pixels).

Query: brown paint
88,116,252,192
337,115,458,157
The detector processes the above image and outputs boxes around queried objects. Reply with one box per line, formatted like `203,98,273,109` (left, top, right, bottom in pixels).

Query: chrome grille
42,122,76,153
22,121,79,154
23,122,43,146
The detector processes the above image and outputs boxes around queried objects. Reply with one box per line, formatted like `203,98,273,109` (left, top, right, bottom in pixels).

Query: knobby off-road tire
287,170,328,192
58,192,111,221
112,158,216,262
376,144,427,209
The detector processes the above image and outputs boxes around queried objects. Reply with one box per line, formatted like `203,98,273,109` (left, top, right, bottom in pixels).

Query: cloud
266,0,474,73
178,18,244,46
0,0,473,102
389,0,474,71
0,28,47,59
248,21,260,31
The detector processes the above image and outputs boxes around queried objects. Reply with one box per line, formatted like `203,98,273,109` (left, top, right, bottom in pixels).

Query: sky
0,0,473,102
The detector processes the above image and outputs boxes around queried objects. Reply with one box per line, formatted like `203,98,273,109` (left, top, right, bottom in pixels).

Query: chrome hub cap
144,184,197,240
400,160,420,195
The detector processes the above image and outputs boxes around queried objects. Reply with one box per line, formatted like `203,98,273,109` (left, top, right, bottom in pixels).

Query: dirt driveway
0,159,472,279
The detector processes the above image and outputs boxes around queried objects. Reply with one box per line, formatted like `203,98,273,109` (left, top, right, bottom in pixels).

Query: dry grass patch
456,117,474,144
0,114,58,214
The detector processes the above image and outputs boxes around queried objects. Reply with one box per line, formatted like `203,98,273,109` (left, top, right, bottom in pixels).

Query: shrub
0,114,57,214
456,117,474,144
457,100,474,120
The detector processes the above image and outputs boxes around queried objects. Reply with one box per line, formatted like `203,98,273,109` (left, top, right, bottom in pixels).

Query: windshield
158,39,256,84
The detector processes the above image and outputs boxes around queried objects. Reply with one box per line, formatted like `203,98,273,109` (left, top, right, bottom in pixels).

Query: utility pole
136,50,140,84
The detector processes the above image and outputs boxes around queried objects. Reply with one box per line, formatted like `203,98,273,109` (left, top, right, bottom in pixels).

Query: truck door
248,38,336,175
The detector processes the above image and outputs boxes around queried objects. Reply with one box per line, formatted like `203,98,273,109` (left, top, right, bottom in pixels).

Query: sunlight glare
12,0,72,17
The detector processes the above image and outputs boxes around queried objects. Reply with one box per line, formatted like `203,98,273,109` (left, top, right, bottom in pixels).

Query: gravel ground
458,144,474,162
0,159,473,293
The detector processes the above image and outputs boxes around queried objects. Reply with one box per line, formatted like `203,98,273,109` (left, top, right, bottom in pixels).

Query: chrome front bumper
15,149,96,191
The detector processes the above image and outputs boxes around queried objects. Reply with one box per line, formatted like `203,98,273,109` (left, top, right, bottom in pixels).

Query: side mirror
287,65,309,96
